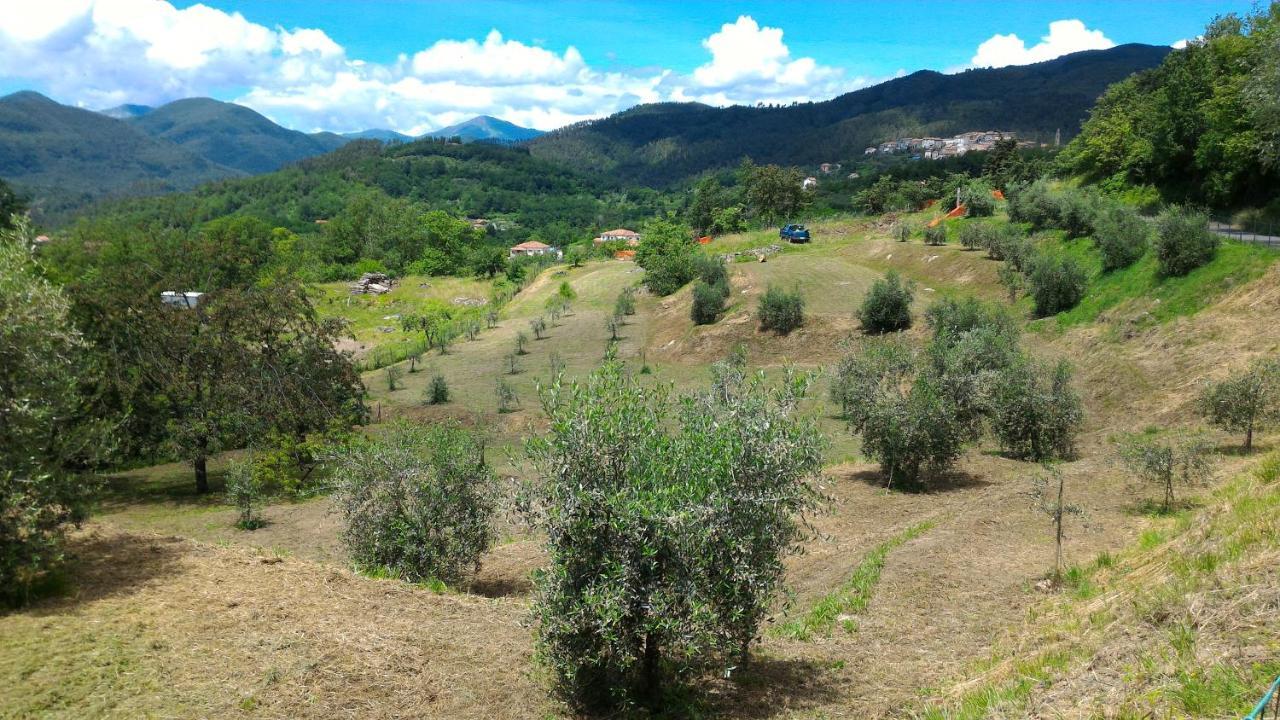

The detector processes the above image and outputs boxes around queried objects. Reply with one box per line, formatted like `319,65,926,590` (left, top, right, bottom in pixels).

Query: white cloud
969,19,1115,70
0,3,889,132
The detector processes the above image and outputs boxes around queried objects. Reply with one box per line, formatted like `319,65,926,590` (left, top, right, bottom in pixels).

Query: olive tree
1197,357,1280,450
524,356,825,709
1028,464,1085,583
1116,432,1213,511
858,271,914,334
1,225,101,604
991,358,1084,462
330,421,496,586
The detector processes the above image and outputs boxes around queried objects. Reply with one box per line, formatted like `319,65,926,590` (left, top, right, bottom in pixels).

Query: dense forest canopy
1061,5,1280,213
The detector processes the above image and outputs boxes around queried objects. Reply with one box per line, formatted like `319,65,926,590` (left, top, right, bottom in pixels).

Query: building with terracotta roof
594,228,641,246
509,240,559,258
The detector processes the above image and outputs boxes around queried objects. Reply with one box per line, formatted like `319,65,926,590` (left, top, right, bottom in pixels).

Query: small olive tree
330,422,497,586
1093,205,1150,271
858,271,914,334
758,285,805,334
1197,357,1280,450
1027,254,1087,317
1028,464,1085,583
524,357,825,709
1155,206,1218,277
991,358,1084,462
224,459,266,530
1116,432,1213,511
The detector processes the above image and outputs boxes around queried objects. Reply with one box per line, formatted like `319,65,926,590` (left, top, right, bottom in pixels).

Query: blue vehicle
780,224,811,243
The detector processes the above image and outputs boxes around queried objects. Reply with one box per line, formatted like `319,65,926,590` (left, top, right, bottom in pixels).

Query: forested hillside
129,98,350,175
529,44,1170,186
1061,8,1280,221
0,91,240,220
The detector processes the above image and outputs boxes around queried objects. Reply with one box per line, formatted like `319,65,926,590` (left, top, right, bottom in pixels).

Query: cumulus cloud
969,19,1115,69
0,2,902,132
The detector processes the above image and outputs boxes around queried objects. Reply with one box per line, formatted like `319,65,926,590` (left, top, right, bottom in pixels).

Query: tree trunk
1246,423,1254,451
194,454,209,494
1054,475,1065,582
642,632,660,703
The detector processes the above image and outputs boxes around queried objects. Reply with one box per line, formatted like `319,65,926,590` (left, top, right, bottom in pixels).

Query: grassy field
6,205,1280,719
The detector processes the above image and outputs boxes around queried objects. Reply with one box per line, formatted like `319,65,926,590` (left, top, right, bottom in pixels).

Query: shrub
858,271,914,334
894,223,911,242
758,285,805,334
1026,253,1087,317
959,179,996,217
331,422,496,586
923,224,947,246
523,359,824,709
427,374,450,405
224,459,266,530
496,379,519,412
614,287,636,317
691,280,726,325
385,364,404,390
924,296,1017,344
832,338,967,488
998,262,1025,302
1052,188,1099,238
1155,206,1218,277
1,230,98,605
991,359,1083,461
1197,357,1280,450
1116,432,1212,511
693,254,729,289
1093,204,1150,271
1007,180,1058,230
958,223,992,251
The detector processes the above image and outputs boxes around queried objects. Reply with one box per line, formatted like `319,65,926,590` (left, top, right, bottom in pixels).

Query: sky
0,0,1255,135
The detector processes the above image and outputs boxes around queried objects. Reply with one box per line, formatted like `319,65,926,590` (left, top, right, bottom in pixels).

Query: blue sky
0,0,1254,134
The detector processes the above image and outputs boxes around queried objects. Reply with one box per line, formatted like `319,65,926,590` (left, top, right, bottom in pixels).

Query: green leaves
524,357,825,709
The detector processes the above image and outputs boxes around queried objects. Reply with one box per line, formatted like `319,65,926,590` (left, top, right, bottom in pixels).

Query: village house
594,228,641,246
802,176,818,190
509,240,560,258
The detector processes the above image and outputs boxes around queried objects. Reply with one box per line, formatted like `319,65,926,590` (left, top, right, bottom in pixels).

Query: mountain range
1,43,1170,222
528,44,1172,185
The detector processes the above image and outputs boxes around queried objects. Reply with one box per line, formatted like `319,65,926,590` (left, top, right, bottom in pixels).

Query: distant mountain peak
99,103,154,120
423,115,544,144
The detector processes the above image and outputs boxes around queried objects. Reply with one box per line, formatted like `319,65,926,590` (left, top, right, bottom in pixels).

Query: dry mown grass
8,215,1280,719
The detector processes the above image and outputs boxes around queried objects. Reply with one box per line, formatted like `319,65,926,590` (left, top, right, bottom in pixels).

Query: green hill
529,44,1171,186
0,91,241,222
129,97,350,175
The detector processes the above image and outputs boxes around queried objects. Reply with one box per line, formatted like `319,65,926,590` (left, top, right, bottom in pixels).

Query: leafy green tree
858,271,914,333
635,217,697,296
0,179,27,230
224,459,266,531
691,280,725,324
426,374,451,405
1027,254,1087,317
991,358,1084,462
523,357,824,708
1093,204,1150,271
758,285,805,334
740,160,808,224
1155,206,1218,277
0,222,101,605
1198,357,1280,450
958,179,996,217
331,422,496,585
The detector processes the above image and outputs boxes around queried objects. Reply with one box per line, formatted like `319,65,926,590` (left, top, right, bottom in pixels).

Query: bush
331,422,497,586
1026,253,1087,317
614,287,636,317
693,254,729,289
427,374,450,404
523,359,824,709
923,224,947,246
224,459,266,530
894,223,911,242
924,296,1017,344
1155,206,1219,277
758,285,805,334
959,179,996,217
1197,357,1280,450
691,280,726,325
959,223,994,251
1,230,98,605
832,338,967,488
1007,180,1057,230
636,218,697,296
858,271,914,334
1052,188,1099,239
991,359,1083,461
1093,204,1150,271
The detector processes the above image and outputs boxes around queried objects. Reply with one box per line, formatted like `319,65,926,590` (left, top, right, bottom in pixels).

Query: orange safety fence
614,249,636,260
927,204,967,227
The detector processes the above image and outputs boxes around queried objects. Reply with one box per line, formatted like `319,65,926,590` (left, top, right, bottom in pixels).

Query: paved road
1209,222,1280,248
